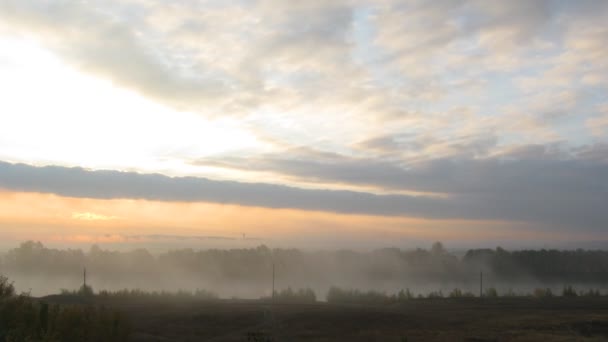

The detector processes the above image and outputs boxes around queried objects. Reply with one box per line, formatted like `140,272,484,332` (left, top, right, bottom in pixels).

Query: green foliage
0,274,130,342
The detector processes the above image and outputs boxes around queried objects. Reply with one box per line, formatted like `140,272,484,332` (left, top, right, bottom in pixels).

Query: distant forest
2,241,608,285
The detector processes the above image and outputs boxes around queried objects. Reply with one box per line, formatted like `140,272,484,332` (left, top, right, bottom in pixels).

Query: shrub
0,274,130,342
0,275,15,299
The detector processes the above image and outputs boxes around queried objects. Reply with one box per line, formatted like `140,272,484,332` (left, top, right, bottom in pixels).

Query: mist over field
2,0,608,340
2,241,607,298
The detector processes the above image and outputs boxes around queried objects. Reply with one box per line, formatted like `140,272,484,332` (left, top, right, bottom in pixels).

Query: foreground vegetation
0,276,130,342
325,285,605,304
54,283,606,304
2,271,607,342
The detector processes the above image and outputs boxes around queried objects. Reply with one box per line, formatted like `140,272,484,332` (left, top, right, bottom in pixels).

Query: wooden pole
84,268,87,287
479,271,483,298
272,263,275,302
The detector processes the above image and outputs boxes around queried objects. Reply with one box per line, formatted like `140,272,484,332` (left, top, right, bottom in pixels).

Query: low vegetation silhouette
0,275,130,342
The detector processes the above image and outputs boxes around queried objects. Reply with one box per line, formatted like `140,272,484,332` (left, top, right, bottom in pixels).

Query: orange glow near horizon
0,190,601,248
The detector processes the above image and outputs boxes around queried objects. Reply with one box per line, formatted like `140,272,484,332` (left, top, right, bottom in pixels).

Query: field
40,296,608,342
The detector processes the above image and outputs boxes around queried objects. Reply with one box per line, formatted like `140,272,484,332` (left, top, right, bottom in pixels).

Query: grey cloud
355,132,496,157
1,159,607,231
357,137,400,152
0,160,451,218
193,145,608,230
198,150,607,197
573,143,608,163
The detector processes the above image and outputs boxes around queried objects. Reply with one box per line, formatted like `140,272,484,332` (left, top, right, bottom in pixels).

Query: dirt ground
42,296,608,341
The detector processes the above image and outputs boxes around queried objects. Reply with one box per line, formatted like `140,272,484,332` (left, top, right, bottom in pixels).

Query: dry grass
40,296,608,342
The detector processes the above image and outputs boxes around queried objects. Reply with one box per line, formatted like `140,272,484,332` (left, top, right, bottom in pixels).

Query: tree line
2,241,608,285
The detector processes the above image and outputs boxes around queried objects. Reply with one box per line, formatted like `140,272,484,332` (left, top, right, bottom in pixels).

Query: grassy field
39,296,608,342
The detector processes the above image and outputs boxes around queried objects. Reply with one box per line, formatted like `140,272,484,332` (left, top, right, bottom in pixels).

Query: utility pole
84,267,87,288
272,263,275,302
479,271,483,298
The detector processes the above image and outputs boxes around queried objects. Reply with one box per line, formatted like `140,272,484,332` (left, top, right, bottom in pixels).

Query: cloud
0,160,443,218
0,0,227,113
0,0,606,155
1,159,607,232
196,144,607,197
586,105,608,138
0,1,607,237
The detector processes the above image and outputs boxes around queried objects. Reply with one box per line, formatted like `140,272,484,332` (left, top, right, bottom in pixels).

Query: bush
0,275,15,299
0,274,130,342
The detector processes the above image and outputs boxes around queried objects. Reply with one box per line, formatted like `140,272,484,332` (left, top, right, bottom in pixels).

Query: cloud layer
1,159,606,232
0,1,607,240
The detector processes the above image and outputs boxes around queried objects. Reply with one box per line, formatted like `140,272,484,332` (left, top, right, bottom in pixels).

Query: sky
0,0,607,250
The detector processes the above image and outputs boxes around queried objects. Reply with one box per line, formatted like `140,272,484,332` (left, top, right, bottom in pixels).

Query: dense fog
1,241,607,298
